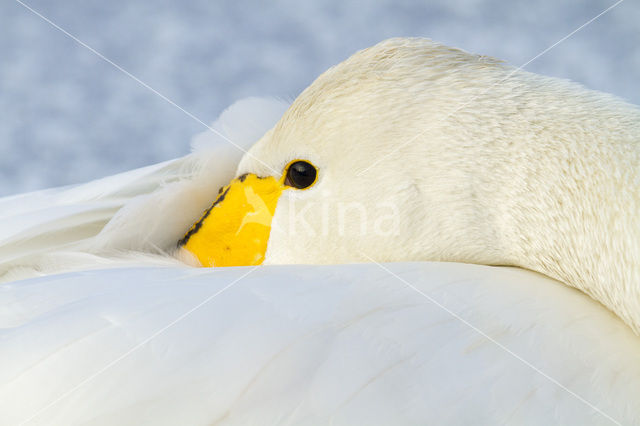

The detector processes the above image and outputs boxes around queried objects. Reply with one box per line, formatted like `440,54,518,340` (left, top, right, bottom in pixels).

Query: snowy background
1,0,638,196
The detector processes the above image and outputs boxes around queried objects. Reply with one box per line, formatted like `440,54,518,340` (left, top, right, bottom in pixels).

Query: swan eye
284,160,317,189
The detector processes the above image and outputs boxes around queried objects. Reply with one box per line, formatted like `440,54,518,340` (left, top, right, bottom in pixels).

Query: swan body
2,263,640,425
1,38,640,425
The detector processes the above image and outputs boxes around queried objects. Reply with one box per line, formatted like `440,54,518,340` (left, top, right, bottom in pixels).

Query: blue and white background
1,0,638,196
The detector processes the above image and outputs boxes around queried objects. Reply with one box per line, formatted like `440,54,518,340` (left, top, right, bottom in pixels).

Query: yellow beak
178,173,284,267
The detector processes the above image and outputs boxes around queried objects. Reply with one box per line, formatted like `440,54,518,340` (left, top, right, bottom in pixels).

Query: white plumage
2,39,640,425
3,263,640,425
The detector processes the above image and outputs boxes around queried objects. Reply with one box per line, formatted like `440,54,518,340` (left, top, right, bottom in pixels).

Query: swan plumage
1,39,640,425
3,263,640,425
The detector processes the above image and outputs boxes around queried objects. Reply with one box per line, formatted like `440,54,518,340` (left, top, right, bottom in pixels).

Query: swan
1,38,639,425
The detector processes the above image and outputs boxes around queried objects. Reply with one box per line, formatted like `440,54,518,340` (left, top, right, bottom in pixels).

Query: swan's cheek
263,197,322,264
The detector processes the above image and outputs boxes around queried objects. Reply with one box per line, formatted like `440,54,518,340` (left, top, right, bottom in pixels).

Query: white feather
1,263,639,425
1,39,639,425
0,97,289,282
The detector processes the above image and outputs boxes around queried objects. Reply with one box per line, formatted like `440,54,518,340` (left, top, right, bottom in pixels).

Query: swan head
179,38,500,267
176,38,640,334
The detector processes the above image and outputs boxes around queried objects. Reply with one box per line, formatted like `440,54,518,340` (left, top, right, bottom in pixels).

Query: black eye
284,160,317,189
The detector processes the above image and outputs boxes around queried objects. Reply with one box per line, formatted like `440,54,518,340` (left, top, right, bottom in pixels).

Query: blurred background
1,0,638,196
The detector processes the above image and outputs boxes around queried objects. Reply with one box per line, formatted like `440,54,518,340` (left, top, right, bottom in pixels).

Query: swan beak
178,174,284,267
